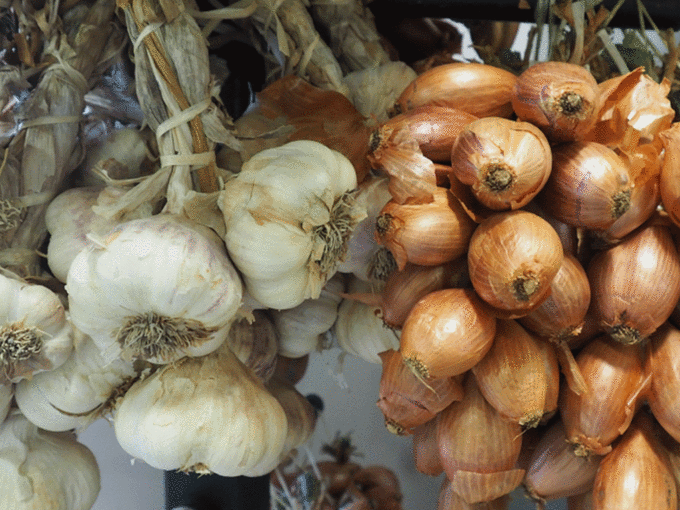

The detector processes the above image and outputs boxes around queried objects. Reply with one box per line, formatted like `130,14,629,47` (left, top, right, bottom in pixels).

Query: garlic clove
66,213,242,364
0,273,73,383
113,345,288,477
0,410,101,510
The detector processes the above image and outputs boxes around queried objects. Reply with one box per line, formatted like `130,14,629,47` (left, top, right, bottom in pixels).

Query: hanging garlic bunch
45,186,153,282
66,214,243,364
0,410,100,510
0,272,73,383
113,342,288,477
271,273,345,358
15,329,139,432
218,140,366,310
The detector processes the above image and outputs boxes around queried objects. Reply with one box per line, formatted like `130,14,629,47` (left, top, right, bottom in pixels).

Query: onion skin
660,123,680,228
568,491,594,510
588,223,680,345
472,320,559,428
592,412,677,510
646,322,680,443
560,335,647,457
399,288,497,380
413,417,444,476
377,349,464,435
393,62,517,118
376,187,476,270
373,105,478,163
380,258,470,329
538,141,632,230
512,61,601,142
467,210,564,316
437,376,524,503
437,478,510,510
519,253,591,341
450,117,552,211
524,419,602,502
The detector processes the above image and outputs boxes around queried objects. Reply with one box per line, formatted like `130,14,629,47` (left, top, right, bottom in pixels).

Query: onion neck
512,274,540,302
483,162,514,192
611,189,632,220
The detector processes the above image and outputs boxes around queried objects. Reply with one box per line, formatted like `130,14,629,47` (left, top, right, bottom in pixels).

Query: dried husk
472,320,559,428
437,376,524,504
377,349,463,435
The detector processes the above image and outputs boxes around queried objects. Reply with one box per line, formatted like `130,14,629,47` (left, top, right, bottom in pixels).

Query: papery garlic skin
66,214,242,364
0,384,11,425
113,345,288,477
272,273,345,358
0,411,100,510
15,330,137,432
0,274,73,383
46,186,152,282
219,140,365,310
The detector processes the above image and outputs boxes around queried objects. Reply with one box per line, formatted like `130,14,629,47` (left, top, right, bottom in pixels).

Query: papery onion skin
413,417,444,476
560,335,647,457
524,419,602,502
450,117,552,211
377,349,463,435
467,210,564,315
437,375,524,503
538,141,632,230
646,322,680,443
399,288,497,379
393,62,517,118
472,320,559,428
660,123,680,228
592,412,677,510
380,258,470,329
588,223,680,345
438,478,510,510
374,105,478,163
376,187,476,270
512,61,601,142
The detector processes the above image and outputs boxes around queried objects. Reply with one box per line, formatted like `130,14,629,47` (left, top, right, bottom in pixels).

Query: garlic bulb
224,311,278,383
15,329,138,432
66,214,242,364
0,410,100,510
0,383,11,425
218,140,366,310
272,273,345,358
79,127,149,186
334,277,400,364
113,344,288,477
46,186,152,282
336,176,395,282
0,273,73,383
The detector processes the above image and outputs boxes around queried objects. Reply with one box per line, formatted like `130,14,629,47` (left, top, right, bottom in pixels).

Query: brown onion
661,122,680,228
380,258,470,329
413,417,444,476
399,288,497,380
467,210,564,316
568,491,593,510
376,187,476,270
437,375,524,503
538,141,632,230
523,193,579,257
588,223,680,345
224,310,278,382
512,61,600,142
472,320,559,428
393,62,517,118
437,477,510,510
450,117,552,210
377,349,464,435
524,419,602,502
560,335,647,457
592,412,677,510
372,105,478,163
646,322,680,443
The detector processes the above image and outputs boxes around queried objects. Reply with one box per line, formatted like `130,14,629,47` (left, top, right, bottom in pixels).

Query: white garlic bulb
113,344,288,477
271,273,345,358
80,127,149,186
219,140,366,310
66,214,243,364
336,175,395,282
15,330,138,432
334,277,400,364
0,384,11,425
0,411,100,510
0,273,73,383
46,186,152,282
